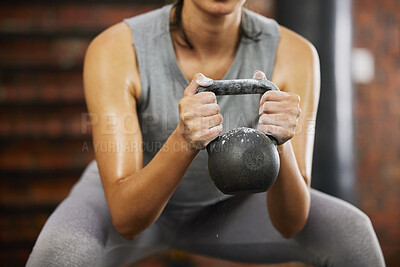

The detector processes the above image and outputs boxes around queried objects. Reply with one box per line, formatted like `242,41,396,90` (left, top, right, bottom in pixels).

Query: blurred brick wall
0,1,163,265
353,0,400,266
0,0,398,266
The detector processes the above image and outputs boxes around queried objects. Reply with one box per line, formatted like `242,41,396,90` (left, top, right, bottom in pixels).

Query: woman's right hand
178,73,223,150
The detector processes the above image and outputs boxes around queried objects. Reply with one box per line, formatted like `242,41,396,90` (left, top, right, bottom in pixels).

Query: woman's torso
123,4,280,206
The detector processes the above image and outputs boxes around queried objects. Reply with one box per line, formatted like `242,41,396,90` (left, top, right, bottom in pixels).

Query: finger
200,114,223,131
204,124,223,145
193,92,217,104
258,124,286,140
198,103,220,116
261,90,292,104
184,73,202,97
258,101,283,115
185,73,213,97
253,70,267,80
259,114,296,128
180,95,217,121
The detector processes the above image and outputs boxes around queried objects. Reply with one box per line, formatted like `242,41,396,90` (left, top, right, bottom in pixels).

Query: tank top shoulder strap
123,5,172,110
240,8,281,79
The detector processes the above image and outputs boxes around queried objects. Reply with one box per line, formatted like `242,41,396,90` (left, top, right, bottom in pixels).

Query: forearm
109,128,197,239
267,140,310,238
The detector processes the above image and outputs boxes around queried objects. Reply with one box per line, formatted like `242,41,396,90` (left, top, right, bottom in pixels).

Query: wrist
169,127,199,158
277,140,291,154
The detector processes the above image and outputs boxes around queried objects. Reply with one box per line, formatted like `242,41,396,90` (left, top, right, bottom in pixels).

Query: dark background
0,0,399,266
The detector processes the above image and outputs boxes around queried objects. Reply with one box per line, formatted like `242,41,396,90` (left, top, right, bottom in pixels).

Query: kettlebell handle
196,79,280,145
196,79,279,95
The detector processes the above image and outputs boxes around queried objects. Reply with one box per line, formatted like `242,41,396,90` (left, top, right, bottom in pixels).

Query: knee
331,208,385,266
301,192,385,266
27,228,104,267
308,191,376,239
340,206,375,238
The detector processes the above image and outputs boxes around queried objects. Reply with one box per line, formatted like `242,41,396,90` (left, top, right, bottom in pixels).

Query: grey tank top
124,4,280,206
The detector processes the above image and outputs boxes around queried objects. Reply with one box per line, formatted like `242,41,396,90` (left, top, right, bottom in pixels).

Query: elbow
278,220,307,239
110,208,149,241
110,207,156,241
112,216,139,241
278,209,309,239
274,204,310,239
120,232,138,241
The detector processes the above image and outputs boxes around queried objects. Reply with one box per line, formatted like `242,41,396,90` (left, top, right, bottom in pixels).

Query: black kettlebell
196,79,281,195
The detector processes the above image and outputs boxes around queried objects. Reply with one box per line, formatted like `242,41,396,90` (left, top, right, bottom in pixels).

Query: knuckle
258,125,268,134
265,91,276,100
192,134,200,142
290,107,299,116
203,92,216,100
295,107,301,116
260,103,267,113
216,114,223,124
178,99,185,109
214,104,220,113
199,120,208,131
264,103,273,113
284,129,294,139
289,93,300,104
199,128,207,137
259,114,267,124
216,124,223,134
187,121,197,131
261,92,268,102
260,124,269,131
207,103,219,114
294,94,301,103
284,128,293,138
283,91,291,98
210,94,217,103
182,112,192,121
266,90,275,97
288,116,297,126
193,73,202,81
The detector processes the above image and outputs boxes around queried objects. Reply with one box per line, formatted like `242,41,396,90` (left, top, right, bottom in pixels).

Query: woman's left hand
254,70,302,145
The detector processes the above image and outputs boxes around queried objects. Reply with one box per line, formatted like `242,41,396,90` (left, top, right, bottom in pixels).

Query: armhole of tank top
123,18,148,112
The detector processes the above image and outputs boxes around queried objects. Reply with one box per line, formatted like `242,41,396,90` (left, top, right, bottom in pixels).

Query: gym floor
0,0,399,266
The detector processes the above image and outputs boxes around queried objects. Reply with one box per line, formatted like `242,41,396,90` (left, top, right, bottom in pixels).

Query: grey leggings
27,161,385,267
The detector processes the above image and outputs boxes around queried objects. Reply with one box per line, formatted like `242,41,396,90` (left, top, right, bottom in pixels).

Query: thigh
27,161,169,267
173,189,384,267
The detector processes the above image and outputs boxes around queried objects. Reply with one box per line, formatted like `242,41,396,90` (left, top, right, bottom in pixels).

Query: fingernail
196,73,213,86
253,70,267,80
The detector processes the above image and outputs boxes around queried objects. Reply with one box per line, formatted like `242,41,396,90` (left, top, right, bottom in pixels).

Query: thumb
253,70,267,80
184,73,213,97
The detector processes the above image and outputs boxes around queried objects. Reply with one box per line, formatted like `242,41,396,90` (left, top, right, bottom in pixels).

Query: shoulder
86,22,133,63
84,22,140,99
273,26,320,93
278,26,318,64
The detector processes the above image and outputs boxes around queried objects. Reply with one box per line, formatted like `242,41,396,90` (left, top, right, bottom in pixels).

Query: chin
191,0,246,16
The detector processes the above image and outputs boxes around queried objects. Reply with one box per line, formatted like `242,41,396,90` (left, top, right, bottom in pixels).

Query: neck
174,1,243,57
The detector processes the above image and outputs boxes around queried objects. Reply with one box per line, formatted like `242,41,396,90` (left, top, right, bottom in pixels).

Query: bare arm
260,26,320,238
84,23,221,239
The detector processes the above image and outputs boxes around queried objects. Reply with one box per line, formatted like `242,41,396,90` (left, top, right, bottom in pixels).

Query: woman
27,0,385,266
